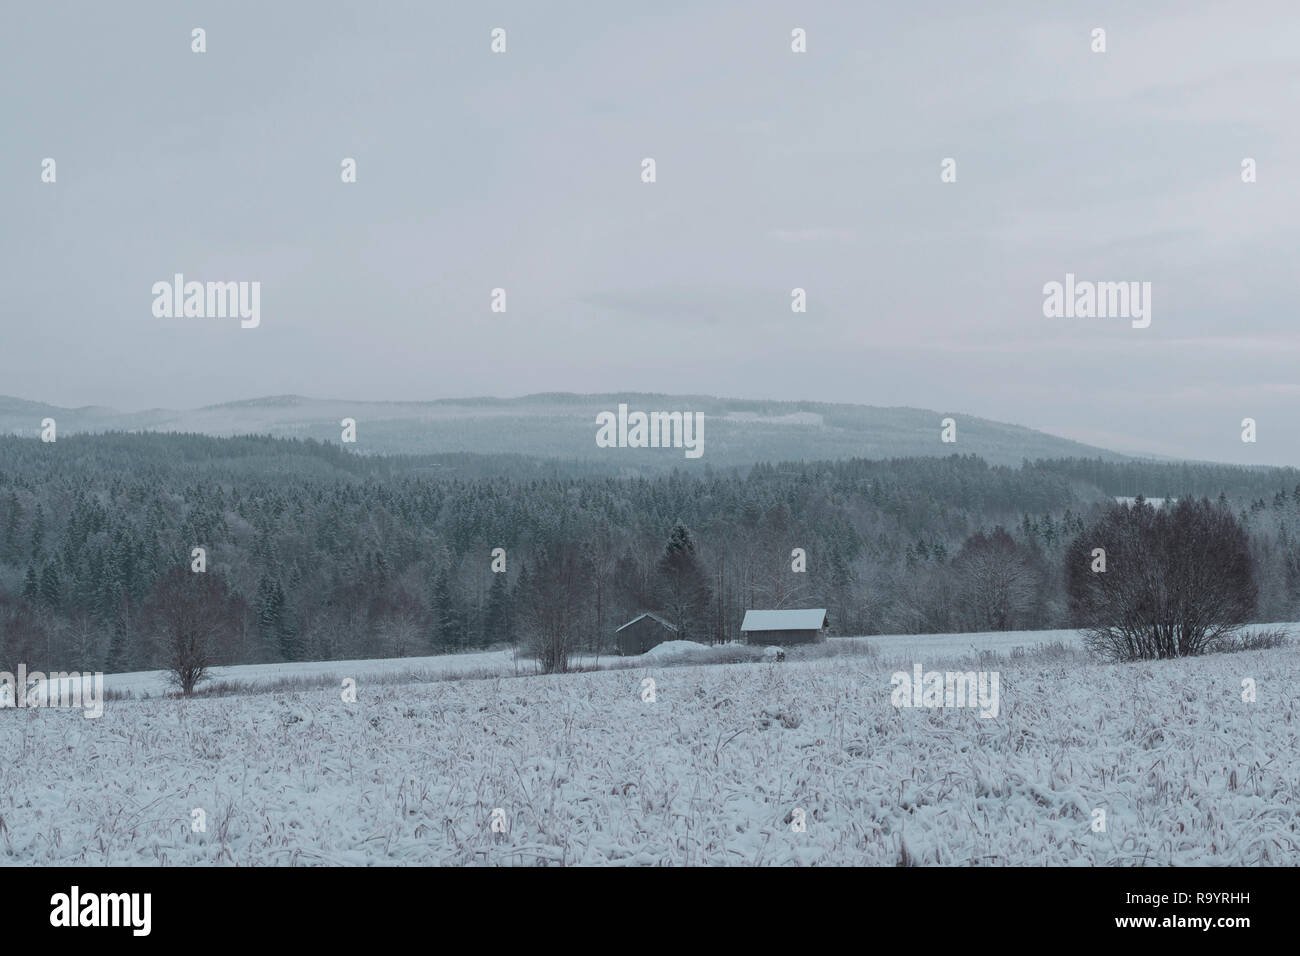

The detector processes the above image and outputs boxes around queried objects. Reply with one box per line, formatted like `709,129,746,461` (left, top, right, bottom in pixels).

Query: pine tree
1041,513,1057,548
509,561,530,657
256,574,284,660
277,582,299,661
39,563,61,609
433,571,462,651
657,523,711,642
29,503,44,560
2,492,20,564
104,596,134,673
483,572,511,648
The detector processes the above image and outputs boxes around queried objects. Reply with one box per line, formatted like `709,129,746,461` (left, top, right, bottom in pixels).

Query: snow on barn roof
741,609,828,632
616,612,679,633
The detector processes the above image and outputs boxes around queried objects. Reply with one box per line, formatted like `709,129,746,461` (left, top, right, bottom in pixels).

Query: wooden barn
615,612,679,656
740,608,829,646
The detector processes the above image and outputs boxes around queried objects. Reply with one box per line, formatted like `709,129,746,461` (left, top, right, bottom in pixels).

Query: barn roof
741,609,828,632
616,612,679,633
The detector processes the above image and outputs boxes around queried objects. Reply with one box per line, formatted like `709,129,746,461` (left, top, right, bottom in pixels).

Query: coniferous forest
2,432,1299,675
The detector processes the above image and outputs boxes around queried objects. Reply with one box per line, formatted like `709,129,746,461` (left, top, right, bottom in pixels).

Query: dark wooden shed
741,608,828,646
615,612,679,656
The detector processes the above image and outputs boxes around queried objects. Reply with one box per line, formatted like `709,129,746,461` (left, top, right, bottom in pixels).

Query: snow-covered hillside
1,630,1295,865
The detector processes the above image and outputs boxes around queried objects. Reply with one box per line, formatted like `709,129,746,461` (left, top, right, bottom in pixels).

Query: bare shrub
1216,627,1291,654
1066,498,1256,661
516,541,590,674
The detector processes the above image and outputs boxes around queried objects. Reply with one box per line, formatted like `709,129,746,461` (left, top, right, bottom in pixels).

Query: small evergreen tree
483,572,511,648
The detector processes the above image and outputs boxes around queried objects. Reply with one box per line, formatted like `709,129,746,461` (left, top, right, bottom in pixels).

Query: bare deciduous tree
953,528,1042,632
518,541,589,674
145,568,237,695
1066,498,1256,661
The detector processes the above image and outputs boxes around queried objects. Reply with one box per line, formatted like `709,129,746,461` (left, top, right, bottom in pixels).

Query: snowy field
1,628,1296,865
98,648,537,699
91,626,1091,699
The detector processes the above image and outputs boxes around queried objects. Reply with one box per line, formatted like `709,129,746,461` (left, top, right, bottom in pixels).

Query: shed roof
616,612,679,633
741,609,828,632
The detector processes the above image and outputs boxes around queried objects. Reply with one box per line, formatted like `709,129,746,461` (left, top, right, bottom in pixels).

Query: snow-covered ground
835,627,1083,665
98,648,536,699
91,627,1089,699
1,628,1295,865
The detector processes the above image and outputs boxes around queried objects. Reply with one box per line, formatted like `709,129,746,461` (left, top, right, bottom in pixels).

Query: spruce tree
483,572,511,648
39,563,60,609
657,523,711,643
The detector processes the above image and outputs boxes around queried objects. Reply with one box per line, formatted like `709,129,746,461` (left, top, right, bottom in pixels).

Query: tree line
0,433,1298,677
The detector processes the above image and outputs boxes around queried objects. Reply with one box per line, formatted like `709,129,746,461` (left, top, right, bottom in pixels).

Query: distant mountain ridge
0,392,1131,470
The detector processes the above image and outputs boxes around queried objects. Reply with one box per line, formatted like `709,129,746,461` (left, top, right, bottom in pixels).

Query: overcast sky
2,1,1298,465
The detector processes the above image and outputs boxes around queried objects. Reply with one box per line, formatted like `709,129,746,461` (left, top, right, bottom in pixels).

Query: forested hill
1,432,1299,677
0,393,1128,470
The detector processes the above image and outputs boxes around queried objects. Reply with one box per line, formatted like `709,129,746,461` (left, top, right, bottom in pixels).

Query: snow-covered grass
97,627,1078,700
99,648,531,699
96,624,1298,701
2,631,1296,865
849,627,1084,665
